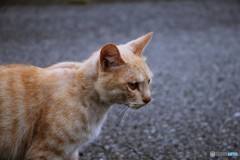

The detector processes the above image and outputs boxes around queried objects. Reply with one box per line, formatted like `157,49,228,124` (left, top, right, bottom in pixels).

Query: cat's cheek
125,91,137,104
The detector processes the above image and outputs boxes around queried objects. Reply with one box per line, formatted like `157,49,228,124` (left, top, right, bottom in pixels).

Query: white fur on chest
65,111,108,159
87,113,107,143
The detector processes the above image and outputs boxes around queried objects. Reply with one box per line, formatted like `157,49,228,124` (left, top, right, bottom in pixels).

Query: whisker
151,92,161,97
113,107,129,126
150,63,161,72
145,103,152,112
148,102,158,116
151,88,158,94
118,107,132,130
151,91,163,97
152,98,161,104
148,102,154,109
151,89,160,93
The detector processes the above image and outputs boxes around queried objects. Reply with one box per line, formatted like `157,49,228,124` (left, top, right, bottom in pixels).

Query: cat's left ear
100,44,125,71
126,32,153,56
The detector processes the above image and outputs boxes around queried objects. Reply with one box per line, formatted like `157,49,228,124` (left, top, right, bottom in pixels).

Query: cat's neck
77,52,112,108
72,53,111,127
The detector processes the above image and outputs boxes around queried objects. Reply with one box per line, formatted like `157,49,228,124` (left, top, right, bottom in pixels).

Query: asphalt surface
0,1,240,159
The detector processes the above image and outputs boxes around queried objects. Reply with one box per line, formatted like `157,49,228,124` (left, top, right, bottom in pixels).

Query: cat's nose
143,97,151,104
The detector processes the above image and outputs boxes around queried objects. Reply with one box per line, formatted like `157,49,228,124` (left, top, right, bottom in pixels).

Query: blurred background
0,0,240,159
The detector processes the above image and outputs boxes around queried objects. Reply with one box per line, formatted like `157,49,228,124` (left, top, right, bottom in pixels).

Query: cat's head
96,32,153,109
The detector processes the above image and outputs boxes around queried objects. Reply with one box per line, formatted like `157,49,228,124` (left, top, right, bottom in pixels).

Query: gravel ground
0,1,240,159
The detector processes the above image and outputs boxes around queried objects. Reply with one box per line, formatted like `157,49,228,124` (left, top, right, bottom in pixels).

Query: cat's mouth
128,103,145,109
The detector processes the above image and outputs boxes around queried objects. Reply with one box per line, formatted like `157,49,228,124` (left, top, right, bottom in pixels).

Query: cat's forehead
118,45,153,81
134,65,153,82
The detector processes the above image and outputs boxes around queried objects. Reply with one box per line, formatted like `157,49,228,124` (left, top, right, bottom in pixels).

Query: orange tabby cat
0,32,153,160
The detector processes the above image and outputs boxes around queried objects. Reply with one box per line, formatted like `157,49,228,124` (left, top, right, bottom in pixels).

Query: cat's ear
126,32,153,56
100,44,125,71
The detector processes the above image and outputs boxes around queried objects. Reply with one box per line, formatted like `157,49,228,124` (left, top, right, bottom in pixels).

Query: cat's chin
131,106,142,109
128,104,145,109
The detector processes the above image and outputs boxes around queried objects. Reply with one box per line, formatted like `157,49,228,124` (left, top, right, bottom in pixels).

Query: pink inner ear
100,44,125,71
129,42,145,56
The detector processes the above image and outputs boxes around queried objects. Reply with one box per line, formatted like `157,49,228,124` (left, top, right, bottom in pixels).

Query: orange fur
0,33,153,160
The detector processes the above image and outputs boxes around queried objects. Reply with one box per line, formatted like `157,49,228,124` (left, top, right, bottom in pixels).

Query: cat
0,32,153,160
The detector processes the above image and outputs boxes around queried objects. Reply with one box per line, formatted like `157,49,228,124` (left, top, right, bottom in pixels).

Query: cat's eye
148,79,151,84
128,82,138,90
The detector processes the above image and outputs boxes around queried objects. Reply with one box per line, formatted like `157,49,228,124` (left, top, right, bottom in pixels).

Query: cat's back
0,64,43,106
0,64,41,76
0,64,43,103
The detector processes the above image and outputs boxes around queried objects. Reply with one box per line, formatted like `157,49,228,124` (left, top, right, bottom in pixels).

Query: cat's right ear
100,44,125,71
